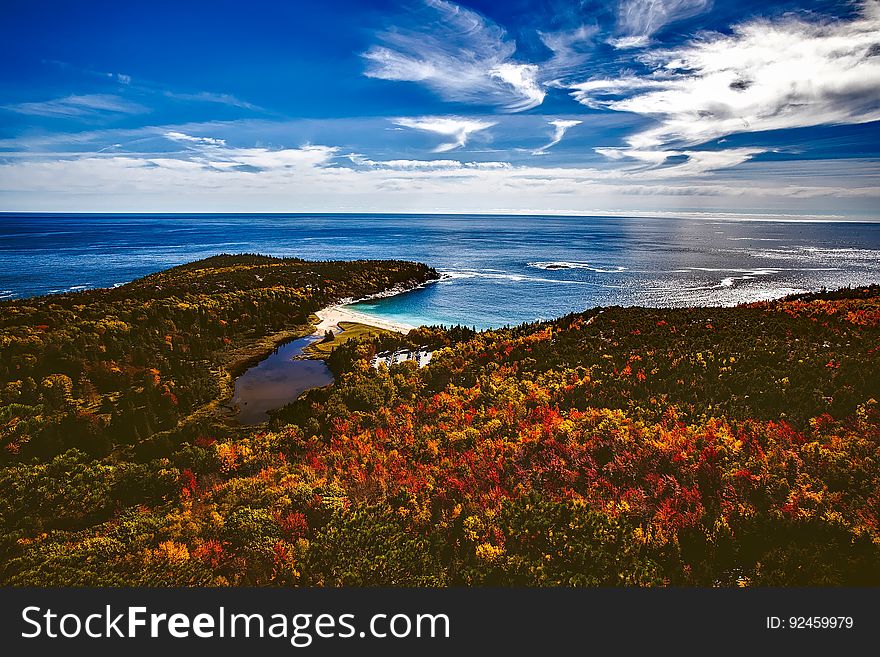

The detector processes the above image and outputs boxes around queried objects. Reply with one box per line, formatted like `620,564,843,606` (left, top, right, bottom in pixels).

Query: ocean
2,213,879,329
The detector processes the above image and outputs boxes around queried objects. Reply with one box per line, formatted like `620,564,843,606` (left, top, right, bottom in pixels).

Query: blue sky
0,0,878,217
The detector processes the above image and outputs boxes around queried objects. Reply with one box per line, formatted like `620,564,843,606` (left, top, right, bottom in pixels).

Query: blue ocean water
1,213,879,329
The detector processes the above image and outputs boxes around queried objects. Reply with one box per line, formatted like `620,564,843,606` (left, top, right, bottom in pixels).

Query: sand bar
314,305,415,335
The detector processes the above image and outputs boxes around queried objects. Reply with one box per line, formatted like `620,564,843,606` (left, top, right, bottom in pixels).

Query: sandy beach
314,304,416,335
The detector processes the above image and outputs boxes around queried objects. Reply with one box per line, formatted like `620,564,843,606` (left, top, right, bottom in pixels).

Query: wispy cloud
597,146,766,175
3,94,148,118
42,59,262,113
533,119,582,155
612,0,712,48
363,0,545,111
577,1,880,170
393,116,496,152
163,91,262,111
43,59,133,85
538,24,599,74
164,131,227,146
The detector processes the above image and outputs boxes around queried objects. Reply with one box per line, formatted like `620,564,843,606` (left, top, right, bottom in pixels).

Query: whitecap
440,269,626,288
527,261,626,273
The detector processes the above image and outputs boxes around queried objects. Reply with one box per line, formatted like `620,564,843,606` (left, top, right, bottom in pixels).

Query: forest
0,257,878,587
0,254,437,461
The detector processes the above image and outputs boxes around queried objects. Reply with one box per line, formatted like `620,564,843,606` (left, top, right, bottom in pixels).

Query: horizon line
1,211,878,224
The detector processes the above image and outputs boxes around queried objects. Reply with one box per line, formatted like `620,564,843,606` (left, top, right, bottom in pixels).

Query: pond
231,334,334,424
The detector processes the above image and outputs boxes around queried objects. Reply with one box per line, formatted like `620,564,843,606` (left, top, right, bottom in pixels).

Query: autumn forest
1,255,878,586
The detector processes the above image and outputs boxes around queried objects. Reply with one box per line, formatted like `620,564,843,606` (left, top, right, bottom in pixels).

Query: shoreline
312,274,442,335
314,305,416,334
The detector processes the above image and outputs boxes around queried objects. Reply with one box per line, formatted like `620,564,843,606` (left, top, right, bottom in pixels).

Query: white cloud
202,144,337,171
608,35,652,49
363,0,545,111
593,145,765,174
347,155,513,170
594,146,674,165
393,116,496,152
164,131,227,146
569,76,666,108
533,119,582,155
349,156,462,169
488,64,545,110
3,94,148,118
577,1,880,172
612,0,711,48
127,136,338,172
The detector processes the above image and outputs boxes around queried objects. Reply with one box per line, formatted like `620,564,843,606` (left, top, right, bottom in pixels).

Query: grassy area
303,321,393,358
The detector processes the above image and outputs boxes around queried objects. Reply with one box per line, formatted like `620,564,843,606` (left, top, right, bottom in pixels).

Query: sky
0,0,879,218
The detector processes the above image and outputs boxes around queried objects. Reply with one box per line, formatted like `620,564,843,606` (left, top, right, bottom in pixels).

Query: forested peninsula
1,255,878,586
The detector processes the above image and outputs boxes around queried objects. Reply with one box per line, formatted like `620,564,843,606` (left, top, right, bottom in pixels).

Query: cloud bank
2,124,875,218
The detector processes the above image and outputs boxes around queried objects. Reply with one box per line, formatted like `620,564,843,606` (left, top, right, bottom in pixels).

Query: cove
231,334,333,424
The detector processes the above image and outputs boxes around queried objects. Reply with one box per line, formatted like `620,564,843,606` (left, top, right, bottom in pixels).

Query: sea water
2,213,879,329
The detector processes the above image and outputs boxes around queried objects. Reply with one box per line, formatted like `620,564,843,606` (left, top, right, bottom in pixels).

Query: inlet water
231,335,333,424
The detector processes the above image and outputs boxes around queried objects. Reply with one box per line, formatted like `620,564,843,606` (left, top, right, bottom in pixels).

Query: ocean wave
684,267,779,278
439,269,625,288
48,284,93,294
706,268,776,290
641,267,779,293
528,261,626,273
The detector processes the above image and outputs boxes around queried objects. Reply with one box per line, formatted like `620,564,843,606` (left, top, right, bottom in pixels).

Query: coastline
314,304,415,334
312,274,442,335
